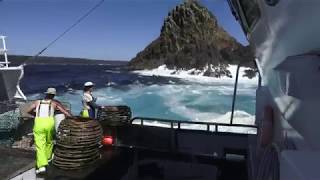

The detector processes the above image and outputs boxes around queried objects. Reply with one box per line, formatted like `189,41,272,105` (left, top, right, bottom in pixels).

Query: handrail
130,116,258,133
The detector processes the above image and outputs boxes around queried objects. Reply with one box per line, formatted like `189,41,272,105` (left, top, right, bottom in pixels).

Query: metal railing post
230,64,241,124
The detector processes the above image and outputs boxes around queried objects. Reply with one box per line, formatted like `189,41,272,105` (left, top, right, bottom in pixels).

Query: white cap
84,82,95,87
45,88,56,95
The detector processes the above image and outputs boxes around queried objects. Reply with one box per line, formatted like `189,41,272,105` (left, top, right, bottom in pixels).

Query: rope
23,0,105,63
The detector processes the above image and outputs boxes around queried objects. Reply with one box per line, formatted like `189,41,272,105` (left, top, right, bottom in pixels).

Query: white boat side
228,0,320,179
250,0,320,150
0,36,26,102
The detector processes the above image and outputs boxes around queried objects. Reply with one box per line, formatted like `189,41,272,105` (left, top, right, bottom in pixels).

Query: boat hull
239,0,320,150
0,66,26,102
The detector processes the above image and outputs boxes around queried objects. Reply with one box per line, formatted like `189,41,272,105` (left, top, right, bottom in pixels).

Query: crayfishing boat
2,0,320,180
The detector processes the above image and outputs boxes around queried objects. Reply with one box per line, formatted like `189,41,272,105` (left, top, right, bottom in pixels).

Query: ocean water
22,64,258,127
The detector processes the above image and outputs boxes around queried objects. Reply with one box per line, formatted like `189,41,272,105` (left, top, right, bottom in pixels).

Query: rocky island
129,0,255,78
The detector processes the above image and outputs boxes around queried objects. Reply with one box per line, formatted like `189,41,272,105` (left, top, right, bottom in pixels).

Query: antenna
33,0,105,58
2,0,105,66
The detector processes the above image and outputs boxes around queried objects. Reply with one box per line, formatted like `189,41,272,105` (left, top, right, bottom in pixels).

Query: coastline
7,55,128,66
134,64,258,85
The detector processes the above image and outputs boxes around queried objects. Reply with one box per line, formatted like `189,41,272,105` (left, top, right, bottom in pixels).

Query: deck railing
131,116,258,134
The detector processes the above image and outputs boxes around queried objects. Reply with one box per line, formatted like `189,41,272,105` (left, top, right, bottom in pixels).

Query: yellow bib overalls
33,100,55,168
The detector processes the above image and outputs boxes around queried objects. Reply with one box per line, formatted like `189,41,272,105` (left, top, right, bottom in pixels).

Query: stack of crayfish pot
97,106,132,125
53,117,102,170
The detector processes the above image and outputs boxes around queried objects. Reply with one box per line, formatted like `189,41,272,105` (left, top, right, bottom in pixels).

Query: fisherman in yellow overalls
26,88,72,174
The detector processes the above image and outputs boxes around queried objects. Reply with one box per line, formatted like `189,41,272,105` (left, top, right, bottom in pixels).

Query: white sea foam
158,85,254,123
27,73,257,134
134,64,258,85
141,83,255,134
132,110,256,134
105,70,121,73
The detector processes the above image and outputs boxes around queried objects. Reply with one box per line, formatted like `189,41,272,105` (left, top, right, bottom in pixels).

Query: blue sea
21,64,257,125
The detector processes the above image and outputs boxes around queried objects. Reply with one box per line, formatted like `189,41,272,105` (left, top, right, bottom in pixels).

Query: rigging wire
25,0,105,62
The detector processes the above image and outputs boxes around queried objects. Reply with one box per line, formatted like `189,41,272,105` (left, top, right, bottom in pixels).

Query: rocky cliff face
129,0,254,77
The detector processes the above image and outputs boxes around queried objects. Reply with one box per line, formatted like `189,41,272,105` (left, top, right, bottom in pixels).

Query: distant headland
7,55,128,66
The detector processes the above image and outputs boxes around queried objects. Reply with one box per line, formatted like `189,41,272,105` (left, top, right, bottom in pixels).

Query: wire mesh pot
53,117,102,170
97,106,132,126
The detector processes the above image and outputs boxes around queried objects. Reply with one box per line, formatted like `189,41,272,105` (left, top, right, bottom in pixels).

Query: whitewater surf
24,64,257,133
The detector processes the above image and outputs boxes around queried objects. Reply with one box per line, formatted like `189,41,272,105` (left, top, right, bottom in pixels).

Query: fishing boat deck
1,114,258,180
0,147,34,179
46,123,257,180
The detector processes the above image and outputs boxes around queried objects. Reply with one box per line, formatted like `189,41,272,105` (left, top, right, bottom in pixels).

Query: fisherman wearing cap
81,82,102,118
26,87,72,175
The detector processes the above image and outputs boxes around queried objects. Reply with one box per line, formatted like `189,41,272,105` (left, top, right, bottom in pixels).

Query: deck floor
0,147,35,179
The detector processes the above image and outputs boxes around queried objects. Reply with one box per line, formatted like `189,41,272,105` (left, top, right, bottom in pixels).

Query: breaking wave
25,64,258,134
134,64,258,85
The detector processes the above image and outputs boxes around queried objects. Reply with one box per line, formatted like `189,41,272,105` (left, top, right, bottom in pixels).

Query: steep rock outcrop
129,0,254,77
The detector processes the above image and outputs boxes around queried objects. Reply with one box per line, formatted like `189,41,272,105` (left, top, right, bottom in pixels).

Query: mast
0,36,9,68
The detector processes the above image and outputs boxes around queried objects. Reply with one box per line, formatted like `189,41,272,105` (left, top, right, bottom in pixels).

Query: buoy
256,106,279,180
102,135,113,146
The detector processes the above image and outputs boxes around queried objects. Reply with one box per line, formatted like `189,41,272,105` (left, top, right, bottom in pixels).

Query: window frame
229,0,261,35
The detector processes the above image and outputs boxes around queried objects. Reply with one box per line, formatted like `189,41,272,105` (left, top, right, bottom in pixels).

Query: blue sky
0,0,247,61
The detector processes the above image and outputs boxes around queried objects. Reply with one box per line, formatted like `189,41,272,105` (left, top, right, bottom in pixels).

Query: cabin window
265,0,280,6
239,0,261,30
228,0,261,34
